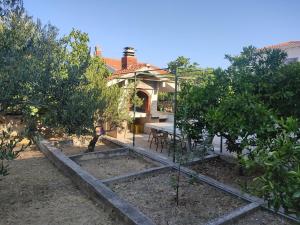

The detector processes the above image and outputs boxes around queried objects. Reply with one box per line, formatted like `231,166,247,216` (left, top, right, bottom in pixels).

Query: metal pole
172,68,178,162
220,136,223,153
133,72,137,147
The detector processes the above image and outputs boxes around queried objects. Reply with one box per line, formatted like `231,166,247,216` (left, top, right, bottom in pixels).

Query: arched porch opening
136,90,150,113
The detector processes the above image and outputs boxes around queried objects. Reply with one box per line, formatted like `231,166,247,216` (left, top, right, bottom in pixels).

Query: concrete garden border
104,135,300,224
34,136,156,225
34,134,299,225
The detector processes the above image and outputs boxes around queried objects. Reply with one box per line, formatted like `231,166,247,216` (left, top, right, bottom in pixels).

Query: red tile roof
103,56,168,80
103,58,122,71
263,41,300,49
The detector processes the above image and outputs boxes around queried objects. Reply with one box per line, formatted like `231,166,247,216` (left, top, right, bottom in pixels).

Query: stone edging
206,202,260,225
34,136,155,225
101,166,171,185
104,136,300,224
69,147,129,161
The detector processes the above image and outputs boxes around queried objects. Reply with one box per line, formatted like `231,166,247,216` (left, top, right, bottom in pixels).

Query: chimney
94,45,101,57
121,47,137,69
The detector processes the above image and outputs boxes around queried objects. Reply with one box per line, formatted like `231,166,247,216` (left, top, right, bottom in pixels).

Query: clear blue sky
24,0,300,68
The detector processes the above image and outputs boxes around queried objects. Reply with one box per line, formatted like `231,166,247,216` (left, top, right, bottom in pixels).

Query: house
94,46,175,136
263,41,300,63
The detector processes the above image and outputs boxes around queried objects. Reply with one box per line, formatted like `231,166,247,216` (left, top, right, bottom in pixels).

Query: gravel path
0,146,119,225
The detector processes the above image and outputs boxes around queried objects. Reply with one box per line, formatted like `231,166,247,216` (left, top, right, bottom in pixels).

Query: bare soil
190,157,260,191
0,146,119,225
54,138,121,156
234,209,298,225
110,170,247,225
77,154,157,180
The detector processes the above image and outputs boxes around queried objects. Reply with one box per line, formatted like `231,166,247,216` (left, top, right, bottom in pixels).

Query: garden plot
233,209,297,225
73,151,161,180
189,157,260,191
51,137,121,156
0,147,117,225
109,169,248,225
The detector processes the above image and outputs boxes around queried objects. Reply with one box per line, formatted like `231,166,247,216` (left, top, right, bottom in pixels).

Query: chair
149,129,169,152
148,127,162,142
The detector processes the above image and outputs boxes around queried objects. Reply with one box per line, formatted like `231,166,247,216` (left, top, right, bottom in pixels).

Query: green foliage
167,56,198,73
207,94,274,155
157,92,173,112
176,68,229,146
268,62,300,119
0,129,28,178
169,47,300,215
0,0,23,17
0,12,126,136
242,117,300,215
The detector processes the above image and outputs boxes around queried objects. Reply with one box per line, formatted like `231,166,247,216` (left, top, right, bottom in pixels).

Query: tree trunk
237,153,244,176
87,134,99,152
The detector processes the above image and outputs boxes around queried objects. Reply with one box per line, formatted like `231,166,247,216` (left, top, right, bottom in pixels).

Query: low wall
34,136,155,225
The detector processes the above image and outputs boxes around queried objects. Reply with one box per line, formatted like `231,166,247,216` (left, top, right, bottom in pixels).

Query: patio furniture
147,128,162,142
149,129,169,152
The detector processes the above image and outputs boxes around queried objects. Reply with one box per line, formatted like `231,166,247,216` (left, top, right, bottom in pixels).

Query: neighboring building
94,46,175,136
263,41,300,63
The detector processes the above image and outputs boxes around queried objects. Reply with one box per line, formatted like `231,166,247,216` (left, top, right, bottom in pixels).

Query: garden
1,1,300,224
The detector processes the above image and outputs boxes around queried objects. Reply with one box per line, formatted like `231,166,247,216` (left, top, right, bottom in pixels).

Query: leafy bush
0,129,28,178
243,117,300,215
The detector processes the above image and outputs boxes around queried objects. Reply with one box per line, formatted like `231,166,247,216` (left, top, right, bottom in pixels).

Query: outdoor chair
147,128,162,142
149,129,169,152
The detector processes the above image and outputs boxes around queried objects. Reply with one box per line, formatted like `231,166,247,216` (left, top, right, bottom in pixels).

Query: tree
267,62,300,120
167,56,199,73
242,117,300,215
0,11,125,152
0,0,23,17
207,94,274,167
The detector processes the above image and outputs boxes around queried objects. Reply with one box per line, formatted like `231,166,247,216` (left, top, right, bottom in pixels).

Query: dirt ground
77,154,157,180
0,146,119,225
233,209,298,225
54,139,121,156
190,157,259,191
110,170,247,225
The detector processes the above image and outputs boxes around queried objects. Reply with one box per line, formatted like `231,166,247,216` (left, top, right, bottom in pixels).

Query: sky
24,0,300,69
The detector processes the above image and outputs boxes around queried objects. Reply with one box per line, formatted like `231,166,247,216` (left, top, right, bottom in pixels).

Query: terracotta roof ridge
263,41,300,49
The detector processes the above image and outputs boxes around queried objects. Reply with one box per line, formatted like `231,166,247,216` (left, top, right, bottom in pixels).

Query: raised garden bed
189,157,260,191
109,169,248,225
74,152,160,180
233,209,297,225
51,137,121,156
0,147,117,225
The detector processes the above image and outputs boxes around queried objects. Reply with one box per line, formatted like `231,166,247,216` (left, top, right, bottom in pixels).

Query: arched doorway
136,91,150,113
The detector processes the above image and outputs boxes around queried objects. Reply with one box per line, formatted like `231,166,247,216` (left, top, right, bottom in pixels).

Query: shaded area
53,138,121,156
190,157,260,191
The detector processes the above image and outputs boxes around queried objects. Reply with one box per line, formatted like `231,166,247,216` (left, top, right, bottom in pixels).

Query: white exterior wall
276,46,300,63
285,46,300,62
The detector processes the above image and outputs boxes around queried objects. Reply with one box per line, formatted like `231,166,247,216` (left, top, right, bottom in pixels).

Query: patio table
144,122,181,135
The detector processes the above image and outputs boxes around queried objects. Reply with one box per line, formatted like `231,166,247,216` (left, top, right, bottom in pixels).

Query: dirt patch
110,171,247,225
54,139,121,156
190,157,260,191
234,209,297,225
0,147,119,225
77,154,157,180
